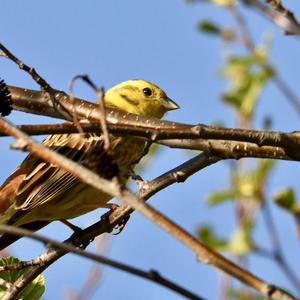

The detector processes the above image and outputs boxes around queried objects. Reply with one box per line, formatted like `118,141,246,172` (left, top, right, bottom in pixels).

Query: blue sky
1,0,300,299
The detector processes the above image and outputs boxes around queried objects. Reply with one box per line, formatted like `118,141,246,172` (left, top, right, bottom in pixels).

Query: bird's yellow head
104,79,179,119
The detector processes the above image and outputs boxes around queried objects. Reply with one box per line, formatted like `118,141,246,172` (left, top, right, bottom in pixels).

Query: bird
0,79,179,249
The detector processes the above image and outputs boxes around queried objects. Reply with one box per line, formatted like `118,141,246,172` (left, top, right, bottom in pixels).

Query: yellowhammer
0,79,179,249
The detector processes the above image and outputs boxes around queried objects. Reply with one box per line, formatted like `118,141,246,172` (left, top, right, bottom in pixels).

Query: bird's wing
0,133,105,248
13,133,105,211
16,168,80,210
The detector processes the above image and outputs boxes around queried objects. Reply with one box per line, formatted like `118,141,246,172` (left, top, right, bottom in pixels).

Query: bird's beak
161,97,180,111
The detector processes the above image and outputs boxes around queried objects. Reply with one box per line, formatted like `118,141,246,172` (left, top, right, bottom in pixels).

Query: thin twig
0,44,52,91
228,5,255,50
272,75,300,116
294,213,300,243
0,258,43,272
78,75,110,151
96,87,110,151
69,75,86,136
0,44,73,121
261,197,300,292
68,75,111,150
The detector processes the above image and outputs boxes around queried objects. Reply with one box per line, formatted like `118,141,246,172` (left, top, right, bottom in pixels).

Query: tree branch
241,0,300,35
0,225,204,300
0,117,296,300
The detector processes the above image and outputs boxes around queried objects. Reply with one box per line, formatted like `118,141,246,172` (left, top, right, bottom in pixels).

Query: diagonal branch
0,225,204,300
0,117,296,300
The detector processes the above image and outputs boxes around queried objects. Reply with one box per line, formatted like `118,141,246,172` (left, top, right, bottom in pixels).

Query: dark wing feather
14,133,104,211
0,133,104,250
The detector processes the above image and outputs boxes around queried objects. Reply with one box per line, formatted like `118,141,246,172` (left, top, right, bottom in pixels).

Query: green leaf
198,223,254,255
198,21,235,41
208,160,275,209
207,189,237,206
230,160,275,204
273,187,300,214
220,53,274,118
0,257,45,300
198,21,221,35
197,225,227,250
254,160,276,185
226,222,253,255
237,174,256,199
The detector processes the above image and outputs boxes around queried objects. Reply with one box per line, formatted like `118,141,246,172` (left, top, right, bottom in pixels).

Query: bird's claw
100,204,130,234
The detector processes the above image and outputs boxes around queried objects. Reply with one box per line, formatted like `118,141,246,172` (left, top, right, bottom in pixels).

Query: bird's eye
143,87,152,96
